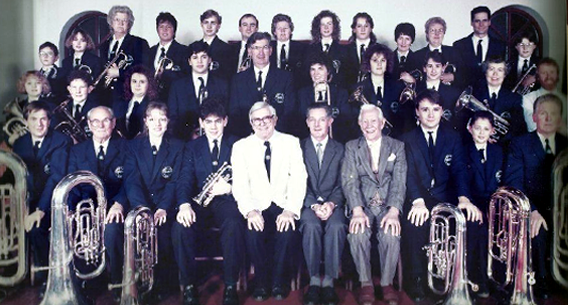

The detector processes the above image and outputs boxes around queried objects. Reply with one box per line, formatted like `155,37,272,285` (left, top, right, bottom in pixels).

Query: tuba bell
3,99,29,145
424,203,477,304
108,206,157,305
552,149,568,289
456,86,510,141
35,170,107,305
399,69,423,104
487,186,536,305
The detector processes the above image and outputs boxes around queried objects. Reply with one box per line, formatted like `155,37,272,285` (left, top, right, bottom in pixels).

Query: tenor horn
456,86,510,141
0,151,28,287
35,170,106,305
552,149,568,289
424,203,477,304
108,206,157,305
399,69,423,104
487,186,536,305
3,99,29,145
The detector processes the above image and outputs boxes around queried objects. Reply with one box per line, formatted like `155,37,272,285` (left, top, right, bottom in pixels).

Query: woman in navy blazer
61,29,104,83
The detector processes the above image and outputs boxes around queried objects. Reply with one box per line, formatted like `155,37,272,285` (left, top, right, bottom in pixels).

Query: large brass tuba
108,206,157,305
424,203,477,304
552,149,568,289
0,151,28,287
36,170,106,305
487,186,536,305
52,99,90,144
3,99,29,145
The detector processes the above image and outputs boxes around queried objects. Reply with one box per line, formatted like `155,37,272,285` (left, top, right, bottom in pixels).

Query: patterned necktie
476,39,483,63
264,141,271,181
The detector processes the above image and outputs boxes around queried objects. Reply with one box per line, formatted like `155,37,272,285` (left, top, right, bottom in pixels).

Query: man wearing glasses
504,32,540,92
229,32,296,138
231,101,307,301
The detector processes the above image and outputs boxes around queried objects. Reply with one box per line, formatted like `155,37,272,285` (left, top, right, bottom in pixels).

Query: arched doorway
490,6,544,60
61,11,110,58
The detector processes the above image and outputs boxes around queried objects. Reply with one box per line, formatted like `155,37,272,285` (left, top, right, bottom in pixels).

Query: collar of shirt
321,38,333,48
397,50,409,60
426,79,441,91
203,36,215,45
420,125,439,144
371,76,385,91
73,99,87,108
206,134,223,153
474,142,488,159
73,52,84,61
149,135,163,151
31,136,45,148
488,86,501,98
253,64,270,86
428,45,442,53
311,135,329,153
537,132,556,154
93,137,110,155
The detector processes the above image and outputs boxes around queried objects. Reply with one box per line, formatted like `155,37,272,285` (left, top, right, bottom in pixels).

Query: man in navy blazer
269,14,307,89
401,90,482,301
13,101,72,287
168,42,229,141
229,32,296,138
174,98,245,305
453,6,506,88
232,14,259,74
505,94,567,298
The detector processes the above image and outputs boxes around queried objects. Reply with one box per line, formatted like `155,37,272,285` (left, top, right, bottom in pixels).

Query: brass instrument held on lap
0,151,28,287
193,162,232,207
512,64,537,95
238,55,251,73
154,56,180,80
52,99,90,144
399,69,423,104
552,149,568,289
424,203,477,305
108,206,157,305
487,187,536,305
94,50,133,88
3,99,29,145
456,86,510,141
36,170,107,305
349,85,394,135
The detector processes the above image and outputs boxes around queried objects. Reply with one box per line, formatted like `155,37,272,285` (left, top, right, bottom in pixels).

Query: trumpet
154,56,180,80
93,50,133,88
424,203,477,304
552,149,568,289
348,86,394,135
52,99,90,144
2,99,29,145
399,69,423,104
108,206,158,305
238,55,251,73
487,187,536,305
193,162,232,207
512,64,537,95
0,151,28,288
456,86,510,141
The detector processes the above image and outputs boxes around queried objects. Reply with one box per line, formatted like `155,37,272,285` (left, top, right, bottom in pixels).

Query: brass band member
342,104,407,305
269,14,307,89
62,28,104,82
38,42,66,102
392,22,418,81
233,13,259,73
504,32,540,92
232,102,307,301
9,71,51,120
346,12,377,87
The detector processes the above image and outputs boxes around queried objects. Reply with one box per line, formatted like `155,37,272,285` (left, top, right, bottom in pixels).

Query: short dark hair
482,56,510,75
468,110,494,127
67,69,93,86
24,100,52,120
246,32,271,49
200,9,222,24
123,65,158,101
200,97,227,119
271,14,294,38
533,93,563,115
239,13,258,27
394,22,416,43
415,89,443,109
188,41,211,58
471,6,491,22
362,43,393,74
311,10,341,43
306,103,332,118
514,31,537,45
307,52,333,76
348,13,377,44
39,42,59,57
423,50,445,67
156,12,177,33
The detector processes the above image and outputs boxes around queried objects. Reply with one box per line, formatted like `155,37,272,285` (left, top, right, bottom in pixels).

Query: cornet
2,99,29,145
552,149,568,289
93,50,133,88
194,162,232,207
399,69,423,105
512,64,537,95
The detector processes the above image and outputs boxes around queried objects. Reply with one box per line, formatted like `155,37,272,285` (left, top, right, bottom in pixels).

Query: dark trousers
104,222,124,285
466,220,488,285
28,214,51,283
532,226,548,279
245,203,299,287
401,215,429,280
155,219,176,292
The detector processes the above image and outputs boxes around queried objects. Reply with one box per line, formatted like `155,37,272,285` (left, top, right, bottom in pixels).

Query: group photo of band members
0,2,567,305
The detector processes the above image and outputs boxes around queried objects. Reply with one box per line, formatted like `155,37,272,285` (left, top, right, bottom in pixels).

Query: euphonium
108,206,157,305
552,148,568,289
424,203,477,305
487,186,536,305
93,50,133,88
0,151,28,287
512,64,537,95
399,69,423,104
193,162,232,207
456,86,510,141
52,99,89,144
36,170,107,305
348,86,394,135
3,99,29,145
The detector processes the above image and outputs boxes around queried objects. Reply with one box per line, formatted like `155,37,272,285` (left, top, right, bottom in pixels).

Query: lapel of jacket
377,136,391,180
139,138,153,183
320,139,337,184
85,141,98,173
244,68,258,95
198,137,214,173
433,127,447,169
104,137,121,173
484,144,498,184
37,132,52,160
151,137,170,183
357,137,377,180
529,132,545,162
469,144,485,179
304,138,321,187
362,77,378,104
263,66,277,94
218,136,232,166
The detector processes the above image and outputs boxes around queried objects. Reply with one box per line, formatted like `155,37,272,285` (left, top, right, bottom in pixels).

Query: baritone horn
108,206,157,305
456,86,510,141
552,148,568,289
0,151,28,287
424,203,477,305
487,186,536,305
3,99,29,145
35,170,107,305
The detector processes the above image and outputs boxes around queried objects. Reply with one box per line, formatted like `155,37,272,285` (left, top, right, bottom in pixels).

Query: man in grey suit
342,104,407,305
300,104,347,305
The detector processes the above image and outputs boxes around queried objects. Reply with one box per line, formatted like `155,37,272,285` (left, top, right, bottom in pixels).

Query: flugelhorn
52,99,90,144
36,170,107,305
94,50,133,88
512,64,537,96
455,86,510,141
2,99,29,145
348,86,394,135
193,162,232,207
424,203,477,305
487,186,536,305
399,69,423,104
108,206,157,305
0,151,28,287
552,149,568,289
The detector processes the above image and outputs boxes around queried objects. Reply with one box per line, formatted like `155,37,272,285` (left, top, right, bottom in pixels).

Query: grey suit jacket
301,137,345,209
341,136,407,214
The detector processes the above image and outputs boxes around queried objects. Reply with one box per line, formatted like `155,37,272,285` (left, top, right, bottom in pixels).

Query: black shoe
182,285,200,305
272,284,290,300
223,285,239,305
321,286,339,305
303,285,321,305
534,278,550,300
252,286,270,301
38,282,48,299
407,276,426,302
143,290,170,305
111,289,121,303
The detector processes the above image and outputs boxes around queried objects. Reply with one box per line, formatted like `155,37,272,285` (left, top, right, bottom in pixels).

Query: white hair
248,101,277,121
358,104,384,121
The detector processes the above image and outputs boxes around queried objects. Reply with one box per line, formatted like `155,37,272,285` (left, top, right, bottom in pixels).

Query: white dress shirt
472,35,489,62
253,64,270,89
426,79,441,91
154,40,172,70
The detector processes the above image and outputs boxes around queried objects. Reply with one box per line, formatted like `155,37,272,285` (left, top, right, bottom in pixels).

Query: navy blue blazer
269,40,308,89
301,137,345,209
178,134,238,206
112,95,149,140
392,49,419,79
39,65,67,103
452,34,506,87
402,125,469,210
61,51,105,82
228,66,296,138
124,136,185,212
304,41,348,88
13,131,72,212
68,136,127,208
51,95,99,142
412,45,466,89
465,142,503,211
147,40,189,99
190,36,234,80
503,55,540,91
167,74,229,140
505,132,568,212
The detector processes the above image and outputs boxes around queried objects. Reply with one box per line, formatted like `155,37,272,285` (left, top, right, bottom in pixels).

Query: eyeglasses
89,118,113,126
517,43,535,48
250,45,270,51
429,28,445,34
113,18,128,24
39,51,54,57
251,115,275,126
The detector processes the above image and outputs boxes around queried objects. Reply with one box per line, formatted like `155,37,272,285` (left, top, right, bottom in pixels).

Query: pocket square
387,153,396,161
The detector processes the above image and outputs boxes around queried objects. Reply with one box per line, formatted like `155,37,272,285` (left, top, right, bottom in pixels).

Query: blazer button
151,193,154,197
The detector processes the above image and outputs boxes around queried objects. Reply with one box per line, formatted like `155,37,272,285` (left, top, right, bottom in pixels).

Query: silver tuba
399,69,423,104
456,86,510,141
52,99,90,144
552,149,568,289
487,186,536,305
424,203,477,304
0,151,28,287
3,99,29,145
36,170,107,305
193,162,232,207
108,206,157,305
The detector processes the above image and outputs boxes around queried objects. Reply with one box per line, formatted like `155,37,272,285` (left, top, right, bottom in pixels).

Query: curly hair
361,43,394,75
310,10,341,43
107,5,135,33
17,71,50,95
123,65,158,101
